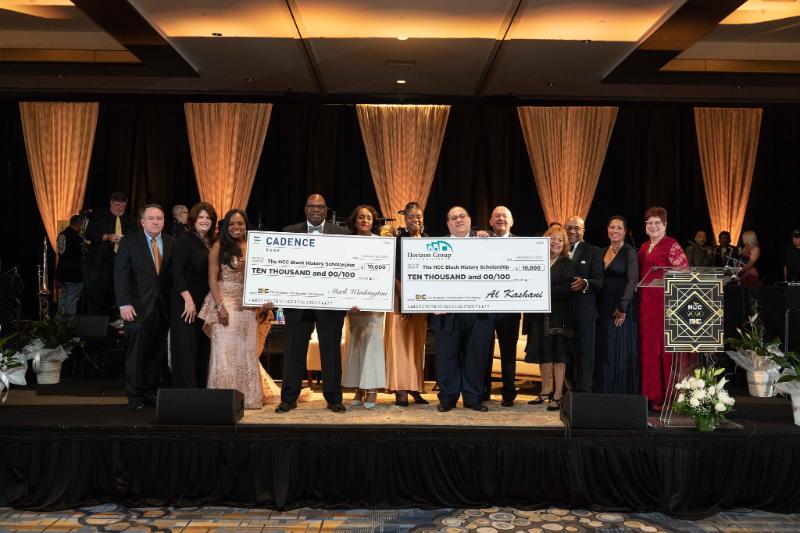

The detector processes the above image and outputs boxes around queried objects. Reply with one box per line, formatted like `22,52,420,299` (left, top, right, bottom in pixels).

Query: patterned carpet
2,505,800,533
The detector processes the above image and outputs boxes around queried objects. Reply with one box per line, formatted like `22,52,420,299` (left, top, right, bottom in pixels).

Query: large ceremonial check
401,237,551,313
243,231,396,311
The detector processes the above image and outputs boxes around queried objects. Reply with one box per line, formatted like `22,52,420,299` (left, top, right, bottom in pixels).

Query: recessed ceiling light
582,39,591,44
547,82,555,87
396,79,406,84
212,32,223,37
397,35,408,41
246,77,254,83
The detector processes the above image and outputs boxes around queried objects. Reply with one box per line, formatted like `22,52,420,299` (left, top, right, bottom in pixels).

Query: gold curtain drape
517,106,617,224
19,102,99,248
184,103,272,216
694,107,762,246
356,104,450,221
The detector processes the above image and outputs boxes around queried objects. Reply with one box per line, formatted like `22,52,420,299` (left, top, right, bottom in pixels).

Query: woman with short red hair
638,206,689,411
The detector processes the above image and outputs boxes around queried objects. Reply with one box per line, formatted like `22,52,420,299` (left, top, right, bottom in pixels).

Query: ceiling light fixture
396,79,406,84
582,39,591,44
397,35,408,41
246,77,254,83
212,32,223,37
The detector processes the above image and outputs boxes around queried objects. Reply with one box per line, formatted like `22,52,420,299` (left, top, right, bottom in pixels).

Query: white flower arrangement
673,366,735,429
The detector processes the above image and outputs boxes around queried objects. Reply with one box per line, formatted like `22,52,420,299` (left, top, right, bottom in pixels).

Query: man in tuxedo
171,204,189,238
686,230,713,267
714,231,740,268
431,206,494,412
484,205,521,407
564,215,604,393
85,192,136,315
114,204,174,411
275,193,350,413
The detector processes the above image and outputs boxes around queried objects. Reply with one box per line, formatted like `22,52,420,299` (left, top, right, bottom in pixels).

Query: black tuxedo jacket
114,230,174,321
570,240,604,320
86,208,137,267
282,220,350,321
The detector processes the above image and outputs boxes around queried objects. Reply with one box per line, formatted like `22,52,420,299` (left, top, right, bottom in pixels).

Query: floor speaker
69,315,109,339
560,392,648,430
156,388,244,425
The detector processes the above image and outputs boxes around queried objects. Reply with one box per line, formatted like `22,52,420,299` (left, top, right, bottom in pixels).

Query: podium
638,266,739,426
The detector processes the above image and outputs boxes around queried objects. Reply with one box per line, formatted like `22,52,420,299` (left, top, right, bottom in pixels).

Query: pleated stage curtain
694,107,762,246
517,106,617,225
18,102,98,247
356,104,450,223
184,103,272,217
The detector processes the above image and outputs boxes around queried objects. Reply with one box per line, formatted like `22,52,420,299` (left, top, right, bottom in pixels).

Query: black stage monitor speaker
560,392,648,430
156,388,244,425
69,315,109,339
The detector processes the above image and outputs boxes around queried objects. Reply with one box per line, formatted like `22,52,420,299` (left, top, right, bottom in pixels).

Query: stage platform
2,380,800,518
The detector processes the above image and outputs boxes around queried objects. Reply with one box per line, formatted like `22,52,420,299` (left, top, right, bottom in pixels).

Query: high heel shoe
409,390,429,405
351,390,364,407
528,395,549,405
364,390,378,409
395,391,409,407
546,398,562,411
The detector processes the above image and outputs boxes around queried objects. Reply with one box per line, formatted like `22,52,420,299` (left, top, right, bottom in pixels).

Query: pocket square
581,260,586,264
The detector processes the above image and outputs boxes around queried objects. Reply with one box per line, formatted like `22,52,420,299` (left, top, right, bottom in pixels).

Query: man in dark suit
114,204,174,411
431,206,494,412
484,205,521,407
85,192,136,316
565,215,604,393
275,193,351,414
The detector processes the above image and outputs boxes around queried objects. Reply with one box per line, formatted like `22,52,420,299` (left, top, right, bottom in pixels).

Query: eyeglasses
645,220,664,226
447,214,468,221
305,204,326,210
564,225,583,231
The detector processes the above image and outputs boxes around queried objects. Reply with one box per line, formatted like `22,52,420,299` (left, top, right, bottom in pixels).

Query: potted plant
673,366,735,432
0,332,26,401
22,312,82,384
767,345,800,426
726,306,781,397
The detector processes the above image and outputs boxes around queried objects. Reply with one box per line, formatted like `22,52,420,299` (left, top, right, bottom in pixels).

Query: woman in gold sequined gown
199,209,310,409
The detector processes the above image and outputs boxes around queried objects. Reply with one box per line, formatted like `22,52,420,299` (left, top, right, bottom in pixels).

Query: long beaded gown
199,262,299,409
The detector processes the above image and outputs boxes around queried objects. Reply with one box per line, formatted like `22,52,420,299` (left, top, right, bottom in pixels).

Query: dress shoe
409,391,429,405
546,399,562,412
501,399,514,408
144,394,158,406
274,402,297,413
437,403,452,412
395,392,409,407
466,403,489,412
327,402,346,413
128,399,145,412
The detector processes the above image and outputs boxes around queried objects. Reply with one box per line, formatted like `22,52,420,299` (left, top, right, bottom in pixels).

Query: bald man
484,206,521,406
564,215,604,393
276,193,351,414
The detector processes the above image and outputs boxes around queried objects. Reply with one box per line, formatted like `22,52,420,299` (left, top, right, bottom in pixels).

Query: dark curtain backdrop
2,100,799,319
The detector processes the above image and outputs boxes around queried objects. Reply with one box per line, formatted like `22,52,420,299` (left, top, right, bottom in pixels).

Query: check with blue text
400,237,551,313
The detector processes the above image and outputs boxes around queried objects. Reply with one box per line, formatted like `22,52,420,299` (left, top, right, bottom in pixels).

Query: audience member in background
637,206,690,411
737,230,761,286
485,205,521,407
525,225,575,411
341,205,386,409
714,231,739,268
55,215,85,315
686,230,713,267
385,201,429,407
170,202,217,388
85,192,135,316
564,215,604,393
785,229,800,282
171,205,189,238
595,216,639,394
114,204,174,412
431,206,494,413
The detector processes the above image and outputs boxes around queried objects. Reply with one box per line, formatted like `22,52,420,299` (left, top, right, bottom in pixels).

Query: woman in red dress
637,206,689,410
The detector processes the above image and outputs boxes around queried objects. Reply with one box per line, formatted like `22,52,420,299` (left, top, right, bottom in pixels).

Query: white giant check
243,231,396,311
401,237,551,313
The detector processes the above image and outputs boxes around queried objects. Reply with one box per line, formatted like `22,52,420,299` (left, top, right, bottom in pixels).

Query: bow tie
308,223,323,233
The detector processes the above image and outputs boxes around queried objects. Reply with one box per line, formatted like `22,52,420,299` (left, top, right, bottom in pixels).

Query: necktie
152,238,161,274
308,224,323,234
114,216,121,253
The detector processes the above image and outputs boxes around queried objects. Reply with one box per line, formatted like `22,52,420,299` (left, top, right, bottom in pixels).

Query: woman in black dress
525,225,576,411
170,201,217,388
595,215,639,394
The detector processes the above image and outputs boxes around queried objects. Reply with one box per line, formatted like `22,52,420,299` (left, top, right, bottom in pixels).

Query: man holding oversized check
401,206,551,412
243,194,396,414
